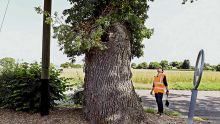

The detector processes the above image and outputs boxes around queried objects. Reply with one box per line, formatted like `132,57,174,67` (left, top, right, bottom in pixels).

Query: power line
0,0,11,32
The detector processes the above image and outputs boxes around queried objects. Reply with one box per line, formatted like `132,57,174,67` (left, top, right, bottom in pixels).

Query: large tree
54,0,153,123
53,0,196,123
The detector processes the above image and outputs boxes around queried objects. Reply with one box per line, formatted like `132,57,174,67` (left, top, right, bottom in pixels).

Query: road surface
136,90,220,123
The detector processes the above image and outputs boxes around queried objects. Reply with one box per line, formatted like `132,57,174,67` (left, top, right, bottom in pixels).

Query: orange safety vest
153,73,165,93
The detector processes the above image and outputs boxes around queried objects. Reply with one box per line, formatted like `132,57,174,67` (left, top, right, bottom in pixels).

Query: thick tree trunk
84,23,154,124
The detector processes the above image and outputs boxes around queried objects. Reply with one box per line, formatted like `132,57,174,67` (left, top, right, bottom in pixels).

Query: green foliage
160,60,168,69
53,0,153,61
60,62,69,68
169,61,180,68
181,59,190,69
204,63,215,71
216,64,220,72
148,62,161,69
0,62,67,112
60,62,82,68
144,108,182,117
136,62,148,69
144,107,156,114
0,57,16,71
70,90,84,106
182,0,197,4
131,63,137,69
164,110,182,117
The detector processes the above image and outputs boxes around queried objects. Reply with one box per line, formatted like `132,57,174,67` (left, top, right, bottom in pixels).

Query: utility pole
40,0,52,116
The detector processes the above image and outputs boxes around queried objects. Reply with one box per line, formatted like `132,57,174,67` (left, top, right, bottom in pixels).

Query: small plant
193,117,208,121
144,108,156,114
144,108,182,117
164,110,182,117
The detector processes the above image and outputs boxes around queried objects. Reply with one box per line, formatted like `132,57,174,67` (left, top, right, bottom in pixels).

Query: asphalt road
136,90,220,123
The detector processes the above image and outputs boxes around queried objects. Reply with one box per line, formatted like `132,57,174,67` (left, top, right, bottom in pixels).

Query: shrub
216,64,220,72
169,61,180,68
70,89,84,106
136,62,148,69
181,59,190,69
0,57,16,70
148,62,161,69
160,60,169,69
0,62,67,112
131,63,137,69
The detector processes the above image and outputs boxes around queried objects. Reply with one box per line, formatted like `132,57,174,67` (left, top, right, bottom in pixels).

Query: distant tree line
60,62,82,68
131,59,220,71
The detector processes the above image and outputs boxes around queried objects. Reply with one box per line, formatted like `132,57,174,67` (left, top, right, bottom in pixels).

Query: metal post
187,49,205,124
40,0,52,116
188,89,198,124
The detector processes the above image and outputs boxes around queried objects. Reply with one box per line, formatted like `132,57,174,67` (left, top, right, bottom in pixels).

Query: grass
60,68,220,91
134,82,220,91
131,69,220,85
56,104,82,109
144,108,182,117
144,107,155,114
193,117,209,121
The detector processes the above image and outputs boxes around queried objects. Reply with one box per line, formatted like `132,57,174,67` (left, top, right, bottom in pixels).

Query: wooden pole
40,0,52,116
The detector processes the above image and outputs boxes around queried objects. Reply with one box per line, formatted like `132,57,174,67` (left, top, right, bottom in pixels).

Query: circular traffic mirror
193,49,205,90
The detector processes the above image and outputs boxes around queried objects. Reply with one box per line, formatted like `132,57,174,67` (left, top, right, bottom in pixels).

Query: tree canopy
54,0,153,61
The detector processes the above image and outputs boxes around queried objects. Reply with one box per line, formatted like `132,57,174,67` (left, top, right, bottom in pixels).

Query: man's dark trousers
155,92,163,113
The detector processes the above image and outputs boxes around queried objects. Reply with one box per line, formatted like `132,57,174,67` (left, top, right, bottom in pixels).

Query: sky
0,0,220,66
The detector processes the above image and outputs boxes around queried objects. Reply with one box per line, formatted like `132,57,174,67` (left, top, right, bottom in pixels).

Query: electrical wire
0,0,11,32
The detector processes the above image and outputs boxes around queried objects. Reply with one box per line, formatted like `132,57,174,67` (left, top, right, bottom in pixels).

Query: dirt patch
0,108,211,124
0,108,87,124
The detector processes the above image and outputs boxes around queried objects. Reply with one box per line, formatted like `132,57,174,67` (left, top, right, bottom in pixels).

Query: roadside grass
144,107,156,114
193,117,209,121
134,82,220,91
144,108,182,117
61,68,220,91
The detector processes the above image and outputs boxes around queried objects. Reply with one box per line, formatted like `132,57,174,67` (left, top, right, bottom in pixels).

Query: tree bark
84,23,154,124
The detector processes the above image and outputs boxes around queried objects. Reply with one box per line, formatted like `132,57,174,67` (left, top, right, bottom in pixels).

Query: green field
61,68,220,91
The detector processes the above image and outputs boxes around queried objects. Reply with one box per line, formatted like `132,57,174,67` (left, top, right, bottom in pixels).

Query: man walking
150,68,169,115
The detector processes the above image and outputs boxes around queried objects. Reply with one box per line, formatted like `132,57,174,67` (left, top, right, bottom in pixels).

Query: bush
0,62,67,112
136,62,148,69
160,60,168,69
0,57,16,70
131,63,137,69
181,59,190,69
216,64,220,72
70,89,84,106
148,62,161,69
204,63,215,71
169,61,180,68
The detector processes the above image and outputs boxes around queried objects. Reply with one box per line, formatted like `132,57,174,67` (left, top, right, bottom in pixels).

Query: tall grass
131,69,220,84
60,68,220,90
